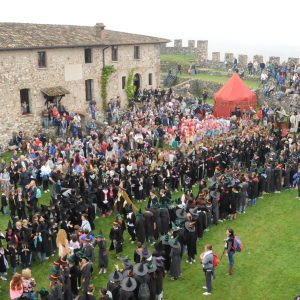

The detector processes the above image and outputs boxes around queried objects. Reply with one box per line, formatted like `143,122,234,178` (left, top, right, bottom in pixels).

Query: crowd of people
0,86,299,299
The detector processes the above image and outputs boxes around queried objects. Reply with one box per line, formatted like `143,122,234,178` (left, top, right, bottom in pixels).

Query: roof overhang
41,86,70,97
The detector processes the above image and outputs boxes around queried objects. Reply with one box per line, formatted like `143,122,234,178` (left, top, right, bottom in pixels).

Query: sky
1,0,300,60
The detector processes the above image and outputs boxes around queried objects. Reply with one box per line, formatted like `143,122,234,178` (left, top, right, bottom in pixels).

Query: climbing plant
125,68,136,103
100,65,116,110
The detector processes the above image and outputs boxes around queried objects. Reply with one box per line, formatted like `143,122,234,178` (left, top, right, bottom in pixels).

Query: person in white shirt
40,161,51,192
81,214,91,233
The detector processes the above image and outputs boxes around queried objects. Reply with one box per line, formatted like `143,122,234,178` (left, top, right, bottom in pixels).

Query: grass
1,181,300,299
161,53,196,65
160,53,260,90
178,73,260,90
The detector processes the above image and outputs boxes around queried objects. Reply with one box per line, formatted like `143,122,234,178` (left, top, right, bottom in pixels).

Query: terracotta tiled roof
0,22,170,50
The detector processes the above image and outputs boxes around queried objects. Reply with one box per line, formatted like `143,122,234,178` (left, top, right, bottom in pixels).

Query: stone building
0,22,169,142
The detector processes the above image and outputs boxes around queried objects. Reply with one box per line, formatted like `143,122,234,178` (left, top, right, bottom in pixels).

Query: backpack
36,188,42,199
138,282,150,300
213,252,219,267
233,236,243,252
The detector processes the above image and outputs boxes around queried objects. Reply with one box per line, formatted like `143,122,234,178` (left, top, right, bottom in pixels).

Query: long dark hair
228,228,235,238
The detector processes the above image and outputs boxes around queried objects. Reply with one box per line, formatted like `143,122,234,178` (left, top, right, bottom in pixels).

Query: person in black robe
94,231,108,274
107,270,123,300
184,220,197,264
69,256,80,299
135,210,145,244
153,257,165,300
80,257,93,293
119,277,137,300
125,210,136,244
109,222,124,258
159,204,170,235
143,209,155,244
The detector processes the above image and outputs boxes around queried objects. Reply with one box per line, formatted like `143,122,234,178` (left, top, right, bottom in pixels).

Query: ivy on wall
125,68,136,103
100,65,116,110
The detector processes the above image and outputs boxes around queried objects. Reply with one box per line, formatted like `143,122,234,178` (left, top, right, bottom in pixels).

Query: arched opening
133,73,141,97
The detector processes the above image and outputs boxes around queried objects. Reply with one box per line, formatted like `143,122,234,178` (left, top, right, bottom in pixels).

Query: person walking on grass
224,228,235,276
200,244,214,296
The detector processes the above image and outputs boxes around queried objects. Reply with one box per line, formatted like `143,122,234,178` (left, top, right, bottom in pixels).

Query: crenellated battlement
161,40,300,67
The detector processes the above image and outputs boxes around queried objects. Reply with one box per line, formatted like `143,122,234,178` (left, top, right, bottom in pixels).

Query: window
84,48,92,63
38,51,46,68
112,46,118,61
148,73,153,86
122,76,126,89
85,79,93,101
20,89,30,114
134,46,140,59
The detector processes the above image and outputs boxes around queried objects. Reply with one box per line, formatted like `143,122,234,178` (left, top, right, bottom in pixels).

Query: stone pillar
269,56,280,64
288,57,299,65
212,52,220,62
253,55,264,64
188,40,195,48
197,40,208,63
174,39,182,48
238,54,248,67
225,53,234,63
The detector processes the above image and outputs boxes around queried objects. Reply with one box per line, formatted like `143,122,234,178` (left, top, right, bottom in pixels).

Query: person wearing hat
109,221,124,258
68,255,81,299
119,276,137,300
133,262,150,300
160,235,171,273
146,260,157,300
168,237,182,280
184,215,197,264
153,257,165,300
120,255,133,272
108,270,123,299
83,235,95,262
48,271,63,300
80,256,93,293
94,230,108,274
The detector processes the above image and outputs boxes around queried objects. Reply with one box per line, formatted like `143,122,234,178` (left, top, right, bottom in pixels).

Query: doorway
133,73,141,97
20,88,30,114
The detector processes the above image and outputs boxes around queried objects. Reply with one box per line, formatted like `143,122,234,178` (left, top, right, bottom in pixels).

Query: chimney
95,23,106,39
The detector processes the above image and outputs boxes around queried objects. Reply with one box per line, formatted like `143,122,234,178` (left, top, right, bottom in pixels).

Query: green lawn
0,153,299,299
178,73,260,90
161,53,196,65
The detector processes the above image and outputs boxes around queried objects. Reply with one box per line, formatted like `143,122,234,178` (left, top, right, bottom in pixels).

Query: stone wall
161,39,300,69
0,44,161,144
161,39,208,63
172,79,222,99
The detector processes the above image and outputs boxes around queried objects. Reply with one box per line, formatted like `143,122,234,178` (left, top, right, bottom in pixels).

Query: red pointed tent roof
214,73,256,102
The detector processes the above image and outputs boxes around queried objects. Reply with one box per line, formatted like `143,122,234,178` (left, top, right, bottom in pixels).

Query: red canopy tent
214,73,257,118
